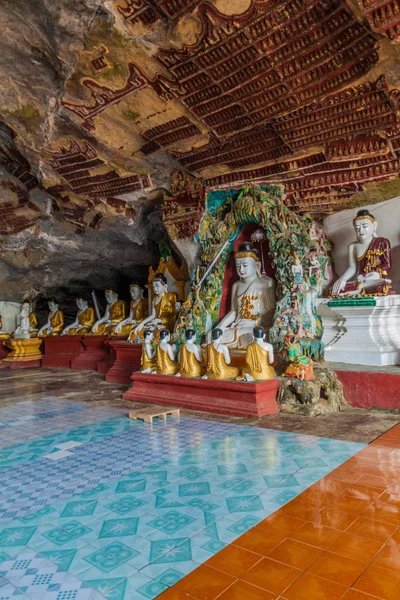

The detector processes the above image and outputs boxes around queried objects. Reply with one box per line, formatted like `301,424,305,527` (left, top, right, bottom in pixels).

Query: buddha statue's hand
134,323,143,334
332,277,347,294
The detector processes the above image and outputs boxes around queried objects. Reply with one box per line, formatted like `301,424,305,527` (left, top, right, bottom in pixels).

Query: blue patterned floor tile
102,572,167,600
141,560,199,585
0,583,26,598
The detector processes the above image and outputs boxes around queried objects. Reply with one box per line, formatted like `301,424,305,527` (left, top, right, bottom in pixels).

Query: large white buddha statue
213,242,276,349
332,210,394,296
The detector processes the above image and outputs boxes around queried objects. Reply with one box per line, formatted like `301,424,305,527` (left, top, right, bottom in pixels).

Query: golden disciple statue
140,329,157,373
177,329,204,378
0,314,10,340
242,326,275,381
332,210,395,296
204,328,239,380
38,299,64,338
156,329,179,376
132,273,177,339
14,302,38,339
213,242,276,349
92,290,127,335
63,298,95,335
115,284,148,337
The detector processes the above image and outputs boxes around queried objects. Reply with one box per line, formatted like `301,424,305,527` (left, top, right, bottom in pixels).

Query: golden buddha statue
204,328,240,380
212,242,276,349
140,329,157,373
115,284,148,337
241,326,275,381
156,329,179,376
38,299,64,338
91,290,127,335
332,210,395,296
133,273,177,340
0,314,10,340
13,302,38,339
177,329,204,378
63,298,95,335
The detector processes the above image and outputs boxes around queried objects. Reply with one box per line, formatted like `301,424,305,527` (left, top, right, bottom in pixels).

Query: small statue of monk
38,298,64,337
283,330,314,381
156,329,179,376
63,298,95,335
177,328,204,378
242,326,275,381
204,328,239,380
140,329,157,373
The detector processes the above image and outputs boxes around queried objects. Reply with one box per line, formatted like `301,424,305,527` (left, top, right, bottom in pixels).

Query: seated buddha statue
140,329,157,373
213,242,276,349
204,328,239,380
156,329,179,376
0,314,10,340
177,329,204,378
91,290,127,335
14,302,38,339
115,284,148,337
62,298,95,335
332,210,395,296
132,273,177,339
38,299,64,337
241,326,275,381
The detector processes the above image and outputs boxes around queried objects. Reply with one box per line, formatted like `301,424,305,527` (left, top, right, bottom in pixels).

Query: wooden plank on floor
128,405,180,424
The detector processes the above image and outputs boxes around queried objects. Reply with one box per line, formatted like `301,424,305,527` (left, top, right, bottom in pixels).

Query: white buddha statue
38,299,64,338
332,210,394,296
14,302,36,339
133,273,177,339
213,242,276,349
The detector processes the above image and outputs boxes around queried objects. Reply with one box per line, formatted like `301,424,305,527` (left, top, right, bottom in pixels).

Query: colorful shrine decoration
282,330,314,382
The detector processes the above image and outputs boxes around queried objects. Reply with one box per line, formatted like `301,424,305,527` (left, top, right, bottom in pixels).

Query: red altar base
97,337,123,374
106,342,142,384
70,335,109,371
0,341,10,361
335,369,400,411
42,336,85,369
0,359,42,369
123,373,280,418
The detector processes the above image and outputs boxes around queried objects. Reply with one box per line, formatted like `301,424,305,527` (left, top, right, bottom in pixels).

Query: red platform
0,341,10,361
336,369,400,411
97,339,118,374
106,342,142,384
42,336,85,369
123,373,280,418
70,335,109,370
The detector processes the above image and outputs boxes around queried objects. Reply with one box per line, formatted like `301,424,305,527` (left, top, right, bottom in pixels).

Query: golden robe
39,310,64,337
156,345,179,376
206,344,239,380
117,299,148,337
67,307,95,335
179,345,203,378
0,317,10,340
141,345,156,372
243,342,275,381
154,293,177,332
29,313,38,337
92,300,127,335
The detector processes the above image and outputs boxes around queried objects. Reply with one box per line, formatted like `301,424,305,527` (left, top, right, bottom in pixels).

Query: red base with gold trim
122,373,279,418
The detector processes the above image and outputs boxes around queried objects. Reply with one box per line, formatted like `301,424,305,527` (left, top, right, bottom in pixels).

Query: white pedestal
317,295,400,366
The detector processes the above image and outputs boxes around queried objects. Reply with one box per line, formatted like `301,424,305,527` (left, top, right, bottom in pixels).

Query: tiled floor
0,369,399,600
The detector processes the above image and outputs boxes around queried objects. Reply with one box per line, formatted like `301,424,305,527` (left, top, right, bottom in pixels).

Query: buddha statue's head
76,298,87,310
234,242,261,281
48,298,58,312
21,302,30,317
353,210,377,243
143,329,154,343
185,328,196,342
105,289,118,304
130,284,143,301
211,328,223,341
253,326,265,341
159,329,170,343
152,273,168,297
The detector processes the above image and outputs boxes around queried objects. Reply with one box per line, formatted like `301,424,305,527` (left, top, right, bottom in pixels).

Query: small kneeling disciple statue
177,329,204,378
156,329,179,376
332,209,395,296
242,326,275,381
92,290,127,335
14,302,38,339
115,284,148,337
38,299,64,338
63,298,95,335
204,328,240,380
283,330,313,381
132,273,177,340
140,330,157,373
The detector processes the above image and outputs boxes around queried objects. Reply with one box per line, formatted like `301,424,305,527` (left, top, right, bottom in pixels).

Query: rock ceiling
1,0,400,243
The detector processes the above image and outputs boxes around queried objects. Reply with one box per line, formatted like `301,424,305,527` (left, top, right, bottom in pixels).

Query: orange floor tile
157,423,400,600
